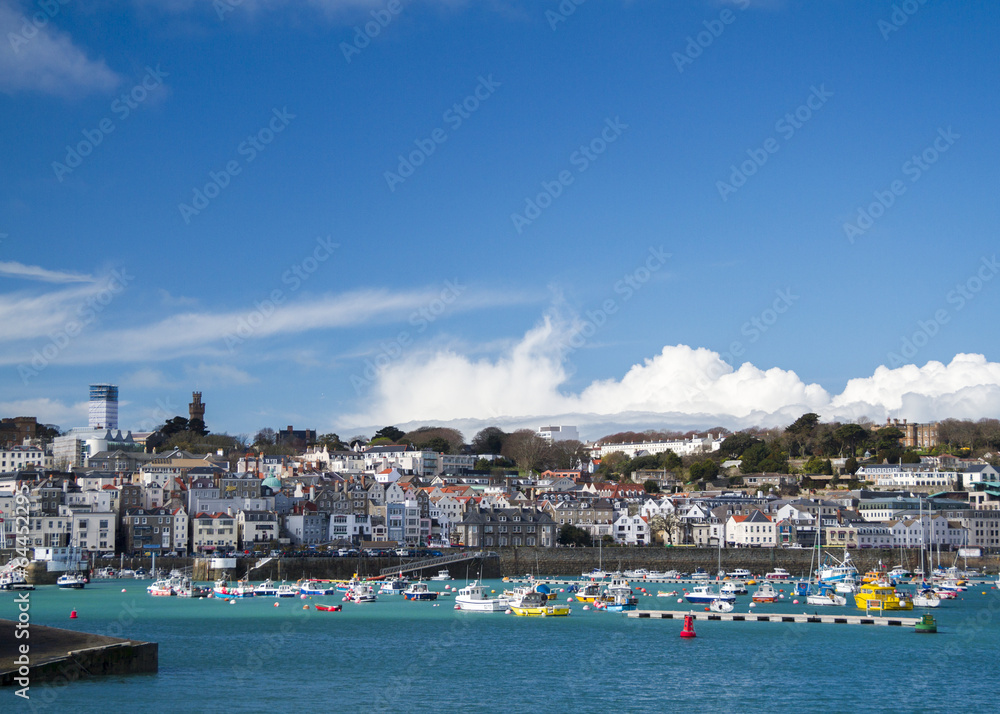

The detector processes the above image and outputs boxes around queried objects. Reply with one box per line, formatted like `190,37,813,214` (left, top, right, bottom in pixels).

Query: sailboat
913,497,941,609
805,528,846,606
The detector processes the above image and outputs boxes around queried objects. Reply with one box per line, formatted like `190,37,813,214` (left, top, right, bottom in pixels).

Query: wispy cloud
0,260,95,284
0,1,120,97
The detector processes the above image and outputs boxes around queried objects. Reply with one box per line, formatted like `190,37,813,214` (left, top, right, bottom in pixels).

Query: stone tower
189,392,205,423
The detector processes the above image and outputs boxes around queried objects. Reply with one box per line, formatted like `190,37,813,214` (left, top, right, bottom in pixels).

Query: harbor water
6,577,1000,712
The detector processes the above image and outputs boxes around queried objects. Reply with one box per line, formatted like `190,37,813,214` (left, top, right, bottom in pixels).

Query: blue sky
2,0,999,441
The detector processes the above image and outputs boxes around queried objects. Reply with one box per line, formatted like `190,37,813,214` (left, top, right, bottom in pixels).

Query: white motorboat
727,568,752,580
806,585,847,607
403,581,438,601
721,581,747,596
379,578,409,595
430,569,452,581
455,580,508,612
254,579,279,597
57,572,86,589
685,584,735,605
913,588,942,608
276,581,298,598
709,598,735,613
0,569,35,591
147,579,175,596
346,580,378,603
764,568,791,581
752,581,778,603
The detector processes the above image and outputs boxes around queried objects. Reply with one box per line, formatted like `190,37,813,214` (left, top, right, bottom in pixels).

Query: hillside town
3,385,1000,558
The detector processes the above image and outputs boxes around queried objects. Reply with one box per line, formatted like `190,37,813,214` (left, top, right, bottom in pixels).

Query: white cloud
0,260,94,283
0,397,86,428
0,1,120,97
344,313,1000,433
184,362,257,387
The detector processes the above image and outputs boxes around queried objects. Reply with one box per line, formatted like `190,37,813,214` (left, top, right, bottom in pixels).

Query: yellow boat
854,582,913,611
510,590,571,617
575,582,602,603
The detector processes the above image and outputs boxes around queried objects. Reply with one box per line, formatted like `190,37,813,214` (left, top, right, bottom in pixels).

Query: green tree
739,441,788,474
374,426,405,442
557,524,592,546
315,433,345,451
688,459,719,481
501,429,548,472
899,450,922,465
660,450,682,470
786,412,820,435
643,479,661,494
720,432,762,458
844,456,858,474
834,424,868,457
471,426,507,454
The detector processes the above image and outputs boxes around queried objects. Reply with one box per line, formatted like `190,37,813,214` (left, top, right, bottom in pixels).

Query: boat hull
509,605,570,617
455,597,507,612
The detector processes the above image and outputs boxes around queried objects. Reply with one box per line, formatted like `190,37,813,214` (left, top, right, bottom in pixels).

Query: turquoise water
5,578,1000,712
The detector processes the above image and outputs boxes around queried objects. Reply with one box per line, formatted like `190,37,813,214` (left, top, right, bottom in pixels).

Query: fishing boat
751,581,778,603
764,568,791,581
624,568,650,579
0,569,34,591
276,581,298,598
345,580,377,603
175,578,210,598
690,568,710,581
581,568,610,580
509,590,570,617
314,603,343,612
429,569,452,581
56,572,86,589
601,589,639,612
214,576,254,598
816,548,859,584
834,576,858,595
455,580,508,612
575,582,603,603
147,579,175,596
403,581,438,601
254,579,279,597
378,578,409,595
727,568,752,580
854,582,913,611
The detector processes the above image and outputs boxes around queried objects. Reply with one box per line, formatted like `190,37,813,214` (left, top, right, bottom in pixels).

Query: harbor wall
5,547,990,582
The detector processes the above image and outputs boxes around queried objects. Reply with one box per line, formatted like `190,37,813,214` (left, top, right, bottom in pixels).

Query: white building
536,425,580,444
591,433,721,460
727,510,776,548
68,510,116,553
613,514,649,545
238,510,279,548
191,512,238,552
327,513,370,543
0,445,52,471
855,464,959,489
88,383,118,429
886,514,965,550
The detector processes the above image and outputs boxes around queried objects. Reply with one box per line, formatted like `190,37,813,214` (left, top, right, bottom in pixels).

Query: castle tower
189,391,205,423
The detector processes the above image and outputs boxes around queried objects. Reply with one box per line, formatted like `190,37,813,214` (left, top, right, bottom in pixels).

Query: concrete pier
628,609,920,627
0,619,157,686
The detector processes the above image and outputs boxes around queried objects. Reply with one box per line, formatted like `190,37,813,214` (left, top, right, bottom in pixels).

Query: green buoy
915,613,937,634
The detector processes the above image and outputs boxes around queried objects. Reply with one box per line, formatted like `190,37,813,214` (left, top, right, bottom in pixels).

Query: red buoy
70,610,77,619
680,613,696,638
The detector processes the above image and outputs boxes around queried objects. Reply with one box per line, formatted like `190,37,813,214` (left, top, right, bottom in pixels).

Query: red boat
315,604,342,612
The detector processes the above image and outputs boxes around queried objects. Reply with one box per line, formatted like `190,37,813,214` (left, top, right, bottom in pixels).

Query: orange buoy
70,610,77,619
680,613,696,638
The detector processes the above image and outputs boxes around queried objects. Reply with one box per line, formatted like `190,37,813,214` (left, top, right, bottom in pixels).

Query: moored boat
752,581,778,603
315,603,343,612
509,590,570,617
764,568,791,581
379,578,409,595
57,572,86,589
709,598,735,613
429,569,452,581
345,580,377,603
455,580,508,612
403,581,438,601
854,582,913,611
806,584,847,607
254,579,278,597
575,582,603,603
147,579,175,596
685,584,735,605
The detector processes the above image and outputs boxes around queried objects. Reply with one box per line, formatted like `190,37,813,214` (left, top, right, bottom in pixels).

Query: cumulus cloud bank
346,315,1000,432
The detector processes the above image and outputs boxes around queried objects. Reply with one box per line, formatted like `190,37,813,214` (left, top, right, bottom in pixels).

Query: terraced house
458,507,556,548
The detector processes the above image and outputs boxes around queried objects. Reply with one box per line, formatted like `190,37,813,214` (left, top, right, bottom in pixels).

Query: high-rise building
189,392,205,423
88,384,119,430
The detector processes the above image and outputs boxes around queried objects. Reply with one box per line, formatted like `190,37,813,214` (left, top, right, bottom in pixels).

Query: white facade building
536,426,580,444
591,433,721,460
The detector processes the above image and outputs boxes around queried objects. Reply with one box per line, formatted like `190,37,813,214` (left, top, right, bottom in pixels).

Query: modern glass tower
88,384,119,430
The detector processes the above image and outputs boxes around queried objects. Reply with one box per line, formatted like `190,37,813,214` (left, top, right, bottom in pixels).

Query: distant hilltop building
88,384,118,430
590,433,722,460
884,418,938,449
536,426,580,444
189,392,205,423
